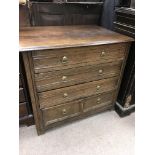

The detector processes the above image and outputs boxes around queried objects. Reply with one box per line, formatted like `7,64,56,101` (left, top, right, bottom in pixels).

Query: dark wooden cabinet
114,7,135,116
19,54,34,126
30,1,103,26
114,7,135,37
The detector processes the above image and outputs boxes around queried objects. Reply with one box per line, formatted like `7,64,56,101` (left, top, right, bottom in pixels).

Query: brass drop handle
96,85,101,91
62,56,68,63
62,109,67,115
101,50,105,57
99,69,103,74
62,76,67,81
97,97,101,103
63,93,68,98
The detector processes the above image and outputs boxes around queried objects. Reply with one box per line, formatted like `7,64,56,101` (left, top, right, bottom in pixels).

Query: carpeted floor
19,111,135,155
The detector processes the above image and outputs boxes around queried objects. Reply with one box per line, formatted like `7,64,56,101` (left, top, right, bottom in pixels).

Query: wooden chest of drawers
19,25,133,135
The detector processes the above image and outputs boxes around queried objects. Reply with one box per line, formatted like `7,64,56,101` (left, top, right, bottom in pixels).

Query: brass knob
96,85,101,91
62,76,67,81
62,109,67,115
62,56,68,63
101,50,105,57
99,69,103,74
97,97,101,103
63,93,68,98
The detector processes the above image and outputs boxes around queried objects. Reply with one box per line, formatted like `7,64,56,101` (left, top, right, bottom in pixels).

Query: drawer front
83,91,115,112
38,77,118,109
19,88,26,103
42,101,81,126
19,102,28,117
35,60,122,92
32,43,127,73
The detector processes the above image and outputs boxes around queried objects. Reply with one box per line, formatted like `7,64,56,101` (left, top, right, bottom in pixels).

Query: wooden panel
22,52,43,134
39,77,118,108
39,14,65,26
31,2,102,26
116,15,135,26
19,88,26,103
19,26,133,52
19,5,30,27
32,43,126,73
83,91,114,112
114,23,135,34
19,53,34,126
42,100,81,126
19,102,28,117
35,60,122,92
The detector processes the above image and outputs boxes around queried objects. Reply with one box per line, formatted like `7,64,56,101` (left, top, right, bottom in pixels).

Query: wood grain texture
38,77,118,109
32,43,126,73
83,91,115,112
22,52,44,135
30,2,103,26
35,60,122,92
19,25,133,52
19,54,34,126
42,100,82,126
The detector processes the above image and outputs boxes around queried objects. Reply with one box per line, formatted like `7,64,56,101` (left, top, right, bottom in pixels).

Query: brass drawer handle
62,76,67,81
63,93,68,98
62,56,68,63
97,97,101,103
62,109,67,115
96,85,101,91
101,50,105,57
98,69,103,74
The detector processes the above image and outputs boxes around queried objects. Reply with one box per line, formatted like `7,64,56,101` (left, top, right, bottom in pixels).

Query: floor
19,111,135,155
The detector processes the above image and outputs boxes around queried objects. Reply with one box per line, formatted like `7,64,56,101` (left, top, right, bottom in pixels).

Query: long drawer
38,77,118,109
35,60,122,92
42,90,114,127
32,43,127,73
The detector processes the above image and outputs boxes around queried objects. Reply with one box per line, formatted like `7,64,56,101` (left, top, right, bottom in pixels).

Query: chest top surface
19,25,133,52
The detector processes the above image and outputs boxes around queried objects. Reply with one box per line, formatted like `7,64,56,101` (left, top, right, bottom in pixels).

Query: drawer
38,77,118,109
19,88,26,103
19,102,28,117
32,43,127,73
83,91,115,112
42,100,81,127
35,60,122,92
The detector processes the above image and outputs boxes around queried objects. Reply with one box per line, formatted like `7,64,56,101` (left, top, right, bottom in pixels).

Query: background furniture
20,25,133,135
19,54,34,126
29,1,104,26
113,3,135,116
19,2,34,126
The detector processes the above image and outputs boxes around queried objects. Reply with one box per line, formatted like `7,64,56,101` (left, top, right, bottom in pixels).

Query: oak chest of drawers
19,25,133,135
